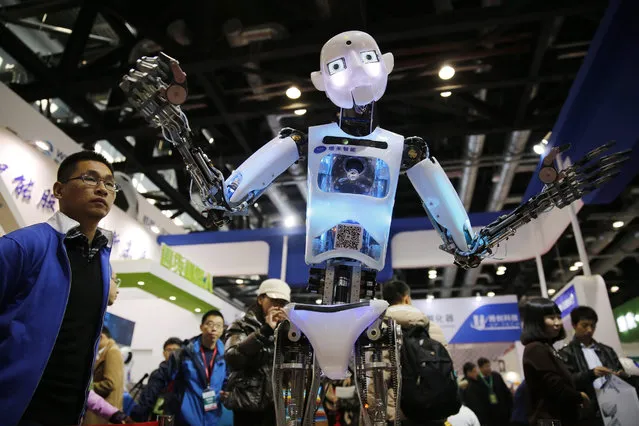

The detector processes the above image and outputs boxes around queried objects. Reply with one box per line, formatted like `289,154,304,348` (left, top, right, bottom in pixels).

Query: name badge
203,388,217,411
489,392,498,405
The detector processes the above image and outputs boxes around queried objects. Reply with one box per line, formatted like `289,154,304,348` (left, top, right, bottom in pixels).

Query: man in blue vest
0,151,117,426
131,309,228,426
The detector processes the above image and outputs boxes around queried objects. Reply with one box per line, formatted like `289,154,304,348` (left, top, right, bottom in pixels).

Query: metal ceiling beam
58,2,100,73
0,0,80,19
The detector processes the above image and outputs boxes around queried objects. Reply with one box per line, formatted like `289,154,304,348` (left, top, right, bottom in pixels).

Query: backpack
400,325,462,421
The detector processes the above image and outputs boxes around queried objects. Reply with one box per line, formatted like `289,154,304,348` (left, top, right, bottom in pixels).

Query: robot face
311,31,394,109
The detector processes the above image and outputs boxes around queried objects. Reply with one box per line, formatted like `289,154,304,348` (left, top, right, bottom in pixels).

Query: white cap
257,279,291,302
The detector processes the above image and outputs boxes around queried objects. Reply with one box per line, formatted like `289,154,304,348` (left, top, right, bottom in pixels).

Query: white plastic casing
225,134,300,205
305,123,404,270
406,157,475,252
285,300,389,379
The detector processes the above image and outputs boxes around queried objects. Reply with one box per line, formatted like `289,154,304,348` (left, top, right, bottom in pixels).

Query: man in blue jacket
0,151,117,426
131,309,228,426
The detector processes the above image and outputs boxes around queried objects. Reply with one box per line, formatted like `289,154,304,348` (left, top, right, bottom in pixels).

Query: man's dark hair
102,326,112,338
463,362,476,377
520,297,566,345
201,309,224,325
163,337,183,350
477,357,490,368
382,280,411,305
57,150,114,182
570,306,598,326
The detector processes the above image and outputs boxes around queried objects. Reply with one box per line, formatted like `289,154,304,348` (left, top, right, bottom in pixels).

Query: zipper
21,236,73,419
77,247,111,423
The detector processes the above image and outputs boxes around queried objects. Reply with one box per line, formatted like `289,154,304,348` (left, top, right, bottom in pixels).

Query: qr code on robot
335,224,363,251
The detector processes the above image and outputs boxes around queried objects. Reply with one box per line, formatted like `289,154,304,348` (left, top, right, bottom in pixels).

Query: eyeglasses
203,322,224,330
64,174,120,193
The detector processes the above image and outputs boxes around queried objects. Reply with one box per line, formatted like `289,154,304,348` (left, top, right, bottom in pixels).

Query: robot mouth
351,85,375,106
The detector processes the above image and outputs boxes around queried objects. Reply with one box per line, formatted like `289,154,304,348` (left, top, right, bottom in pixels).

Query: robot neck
338,102,378,137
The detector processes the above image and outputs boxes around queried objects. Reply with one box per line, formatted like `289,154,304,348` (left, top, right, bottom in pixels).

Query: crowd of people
1,149,638,426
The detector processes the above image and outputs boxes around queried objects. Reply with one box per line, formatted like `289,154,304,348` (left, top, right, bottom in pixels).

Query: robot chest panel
307,123,404,199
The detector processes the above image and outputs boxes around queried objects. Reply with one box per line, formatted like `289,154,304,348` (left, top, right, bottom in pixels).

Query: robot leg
354,317,402,426
273,320,321,426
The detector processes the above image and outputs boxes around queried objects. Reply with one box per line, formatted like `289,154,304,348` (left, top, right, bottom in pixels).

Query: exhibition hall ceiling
1,0,636,304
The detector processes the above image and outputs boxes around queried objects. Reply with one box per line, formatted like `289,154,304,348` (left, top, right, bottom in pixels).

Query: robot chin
351,85,375,106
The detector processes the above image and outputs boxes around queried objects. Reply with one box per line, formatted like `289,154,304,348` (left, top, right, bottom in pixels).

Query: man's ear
52,182,63,199
311,71,325,91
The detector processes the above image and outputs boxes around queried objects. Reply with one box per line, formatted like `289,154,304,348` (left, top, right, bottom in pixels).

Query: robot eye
327,58,347,75
360,50,379,64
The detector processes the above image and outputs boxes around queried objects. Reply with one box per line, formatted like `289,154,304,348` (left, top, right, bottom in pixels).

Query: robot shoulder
278,127,308,159
401,135,430,171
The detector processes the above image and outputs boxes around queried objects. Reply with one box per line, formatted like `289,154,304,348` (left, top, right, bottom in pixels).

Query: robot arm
405,136,630,269
404,136,476,256
120,53,306,226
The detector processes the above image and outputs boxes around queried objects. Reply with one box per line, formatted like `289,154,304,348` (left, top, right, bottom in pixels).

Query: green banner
160,244,213,293
613,297,639,343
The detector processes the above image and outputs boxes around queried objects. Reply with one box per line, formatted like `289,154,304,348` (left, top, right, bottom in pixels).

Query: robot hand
121,54,234,223
453,141,631,269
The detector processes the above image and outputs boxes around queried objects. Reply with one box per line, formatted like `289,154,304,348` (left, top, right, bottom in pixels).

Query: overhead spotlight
150,225,161,234
195,308,202,313
613,221,624,229
496,269,505,276
610,285,620,293
497,266,507,272
487,291,495,297
438,65,455,80
541,131,552,145
294,109,307,116
440,91,452,98
547,288,556,296
315,298,323,305
235,279,244,284
34,140,52,151
574,261,583,267
427,294,435,300
169,296,177,301
533,143,545,155
569,265,579,272
137,281,145,286
475,292,482,301
286,86,301,99
284,215,297,228
202,128,215,145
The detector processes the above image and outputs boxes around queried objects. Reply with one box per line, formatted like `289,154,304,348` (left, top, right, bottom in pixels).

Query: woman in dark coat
521,298,589,426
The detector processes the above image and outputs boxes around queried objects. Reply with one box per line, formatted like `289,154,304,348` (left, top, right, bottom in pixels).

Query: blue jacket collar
46,211,114,247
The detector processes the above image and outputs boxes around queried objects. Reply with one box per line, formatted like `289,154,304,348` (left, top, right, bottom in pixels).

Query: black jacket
462,374,512,426
223,305,275,413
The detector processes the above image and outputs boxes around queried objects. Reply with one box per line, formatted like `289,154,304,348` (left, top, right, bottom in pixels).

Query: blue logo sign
555,285,578,318
452,303,521,344
314,146,327,154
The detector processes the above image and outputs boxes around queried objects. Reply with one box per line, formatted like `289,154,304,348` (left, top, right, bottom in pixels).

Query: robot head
311,31,394,109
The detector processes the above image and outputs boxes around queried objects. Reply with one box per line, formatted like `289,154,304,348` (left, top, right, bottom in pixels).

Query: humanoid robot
120,31,628,426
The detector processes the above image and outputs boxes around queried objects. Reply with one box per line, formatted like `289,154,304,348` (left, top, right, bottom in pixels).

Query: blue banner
451,303,521,344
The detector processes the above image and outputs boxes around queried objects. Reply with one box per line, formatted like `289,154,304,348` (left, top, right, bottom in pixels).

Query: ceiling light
497,266,507,272
440,91,452,98
574,261,583,267
235,279,244,284
610,286,620,293
294,109,307,116
169,296,176,301
34,140,51,151
315,298,323,305
475,293,482,301
533,143,545,155
137,281,145,286
195,308,201,313
487,291,495,297
286,86,301,99
427,295,435,300
496,270,505,276
547,289,556,296
438,65,455,80
613,221,624,229
284,215,297,228
569,265,579,271
150,225,160,234
173,217,184,227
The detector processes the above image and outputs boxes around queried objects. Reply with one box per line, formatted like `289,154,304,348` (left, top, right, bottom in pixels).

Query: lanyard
200,345,218,384
481,373,494,391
